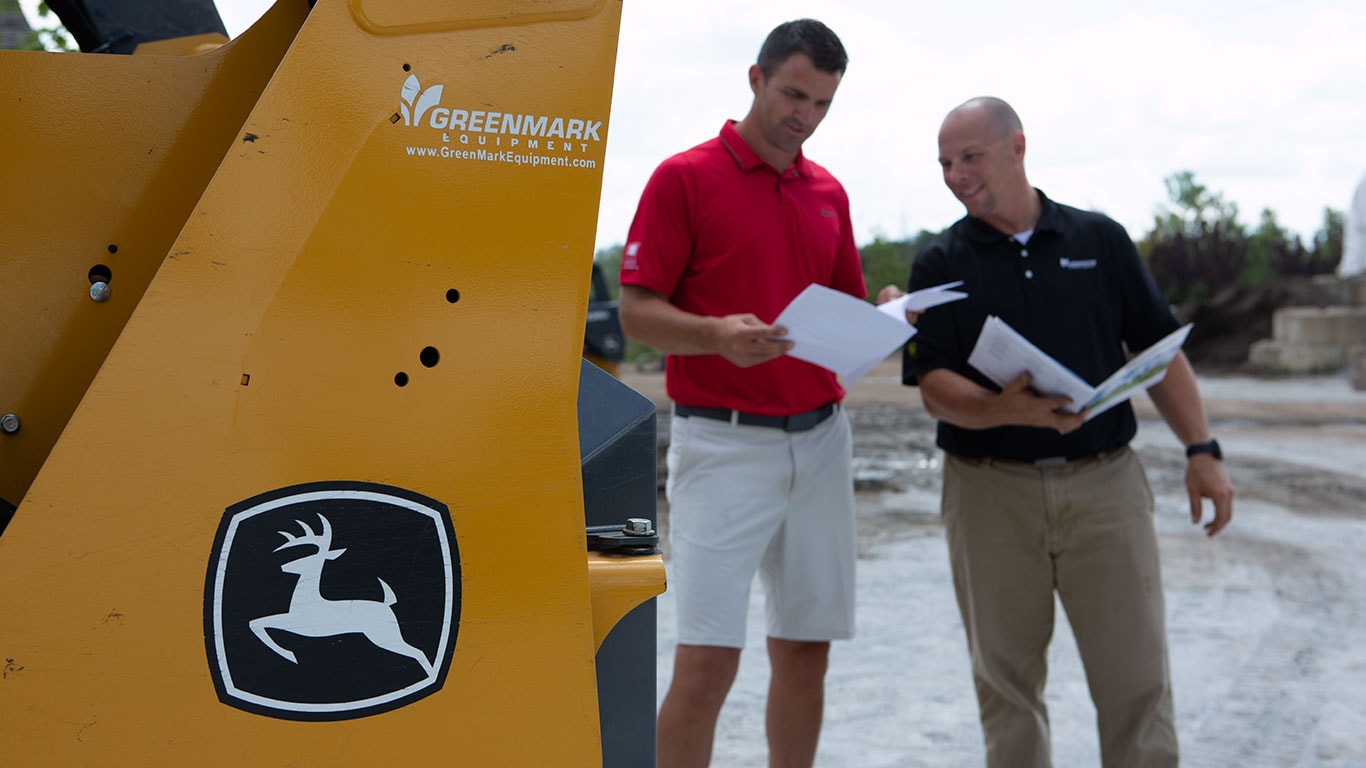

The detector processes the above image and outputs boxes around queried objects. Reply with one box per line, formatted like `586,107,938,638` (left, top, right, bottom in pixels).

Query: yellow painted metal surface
0,0,660,763
0,0,311,508
587,553,667,652
133,32,229,56
349,0,606,34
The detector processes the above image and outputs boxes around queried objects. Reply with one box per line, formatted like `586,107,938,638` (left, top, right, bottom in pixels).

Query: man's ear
748,64,765,94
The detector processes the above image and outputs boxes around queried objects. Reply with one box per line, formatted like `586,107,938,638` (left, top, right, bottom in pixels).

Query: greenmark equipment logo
397,71,605,169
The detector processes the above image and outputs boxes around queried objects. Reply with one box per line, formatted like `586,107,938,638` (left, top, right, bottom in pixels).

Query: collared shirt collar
962,188,1062,243
718,120,810,178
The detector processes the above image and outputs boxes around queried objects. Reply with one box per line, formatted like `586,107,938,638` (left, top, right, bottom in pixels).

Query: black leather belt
1014,448,1121,468
674,403,838,433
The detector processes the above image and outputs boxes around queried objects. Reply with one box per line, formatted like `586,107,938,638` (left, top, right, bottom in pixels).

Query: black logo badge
205,482,459,720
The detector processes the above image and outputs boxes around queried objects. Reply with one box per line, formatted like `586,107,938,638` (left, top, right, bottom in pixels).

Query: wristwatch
1185,439,1222,460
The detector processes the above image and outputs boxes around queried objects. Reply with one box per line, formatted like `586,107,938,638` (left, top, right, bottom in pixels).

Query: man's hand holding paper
713,313,794,369
875,281,967,325
772,282,967,383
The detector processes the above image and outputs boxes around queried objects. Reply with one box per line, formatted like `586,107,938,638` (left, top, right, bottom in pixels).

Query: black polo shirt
902,190,1180,462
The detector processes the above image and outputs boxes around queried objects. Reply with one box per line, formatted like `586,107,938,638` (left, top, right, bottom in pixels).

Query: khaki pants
942,448,1177,768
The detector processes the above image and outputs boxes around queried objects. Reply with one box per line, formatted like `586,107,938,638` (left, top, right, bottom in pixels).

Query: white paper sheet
876,281,967,323
772,284,915,383
966,316,1193,421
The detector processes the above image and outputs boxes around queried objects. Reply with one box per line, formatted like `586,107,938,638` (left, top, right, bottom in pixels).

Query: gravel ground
620,359,1366,767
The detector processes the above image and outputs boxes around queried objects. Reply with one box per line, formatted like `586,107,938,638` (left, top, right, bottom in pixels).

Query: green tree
592,244,661,368
1249,207,1340,279
858,238,904,299
1243,208,1300,286
859,230,938,300
1141,171,1247,303
1150,170,1243,238
1305,207,1344,276
1141,172,1341,304
0,1,74,51
592,244,622,300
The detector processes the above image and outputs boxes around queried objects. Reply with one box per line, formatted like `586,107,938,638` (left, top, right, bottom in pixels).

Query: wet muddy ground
621,359,1366,767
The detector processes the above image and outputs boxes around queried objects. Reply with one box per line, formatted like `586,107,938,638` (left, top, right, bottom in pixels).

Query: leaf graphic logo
399,74,444,127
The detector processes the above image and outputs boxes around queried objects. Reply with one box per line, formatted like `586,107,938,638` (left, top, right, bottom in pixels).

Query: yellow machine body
0,0,662,763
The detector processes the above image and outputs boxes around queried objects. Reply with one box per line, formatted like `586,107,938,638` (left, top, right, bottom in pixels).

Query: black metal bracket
586,520,658,555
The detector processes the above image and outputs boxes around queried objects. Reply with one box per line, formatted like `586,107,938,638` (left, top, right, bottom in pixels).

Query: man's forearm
920,369,1012,429
1146,353,1212,446
618,285,721,356
920,368,1088,434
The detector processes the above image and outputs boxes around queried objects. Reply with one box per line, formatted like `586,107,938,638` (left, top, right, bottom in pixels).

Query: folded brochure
966,316,1192,421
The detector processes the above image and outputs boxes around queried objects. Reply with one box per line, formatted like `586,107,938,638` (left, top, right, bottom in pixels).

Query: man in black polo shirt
894,97,1235,767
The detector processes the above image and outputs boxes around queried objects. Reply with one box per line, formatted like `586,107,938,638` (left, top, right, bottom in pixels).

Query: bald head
945,96,1022,140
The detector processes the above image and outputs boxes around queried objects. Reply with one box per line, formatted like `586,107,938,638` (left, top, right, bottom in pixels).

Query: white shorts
665,406,857,648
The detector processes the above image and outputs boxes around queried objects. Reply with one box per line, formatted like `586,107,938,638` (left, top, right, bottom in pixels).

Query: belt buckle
1032,456,1068,468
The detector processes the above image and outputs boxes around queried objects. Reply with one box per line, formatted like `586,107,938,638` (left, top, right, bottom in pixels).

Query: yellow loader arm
0,1,663,764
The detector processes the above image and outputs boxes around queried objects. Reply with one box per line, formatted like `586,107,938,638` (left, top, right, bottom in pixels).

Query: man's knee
767,638,830,682
669,644,742,706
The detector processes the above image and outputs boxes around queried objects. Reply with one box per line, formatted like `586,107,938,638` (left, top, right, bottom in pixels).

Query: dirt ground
618,356,1366,548
618,357,1366,767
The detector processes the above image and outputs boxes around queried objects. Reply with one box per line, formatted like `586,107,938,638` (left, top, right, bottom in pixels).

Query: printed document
773,282,967,383
966,316,1193,421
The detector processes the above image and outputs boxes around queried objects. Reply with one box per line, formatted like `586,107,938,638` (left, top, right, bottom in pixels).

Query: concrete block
1310,274,1354,305
1271,306,1366,345
1350,344,1366,391
1247,340,1346,374
1348,275,1366,306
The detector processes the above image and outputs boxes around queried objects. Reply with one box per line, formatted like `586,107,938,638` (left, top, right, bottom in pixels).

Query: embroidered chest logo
1059,257,1098,270
205,482,459,721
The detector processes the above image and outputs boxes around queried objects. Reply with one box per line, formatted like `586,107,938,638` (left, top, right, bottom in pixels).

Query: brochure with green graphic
967,317,1193,421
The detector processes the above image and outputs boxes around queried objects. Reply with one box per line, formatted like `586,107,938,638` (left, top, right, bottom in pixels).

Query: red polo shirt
620,121,866,416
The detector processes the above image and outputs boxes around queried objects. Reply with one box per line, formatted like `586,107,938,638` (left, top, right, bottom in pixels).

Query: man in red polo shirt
617,19,865,768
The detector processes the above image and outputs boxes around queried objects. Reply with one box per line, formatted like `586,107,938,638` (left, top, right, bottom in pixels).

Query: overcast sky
600,0,1366,252
32,0,1366,252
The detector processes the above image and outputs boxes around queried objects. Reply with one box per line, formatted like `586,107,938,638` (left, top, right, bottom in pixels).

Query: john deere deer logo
250,515,434,675
205,482,459,721
399,74,443,127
